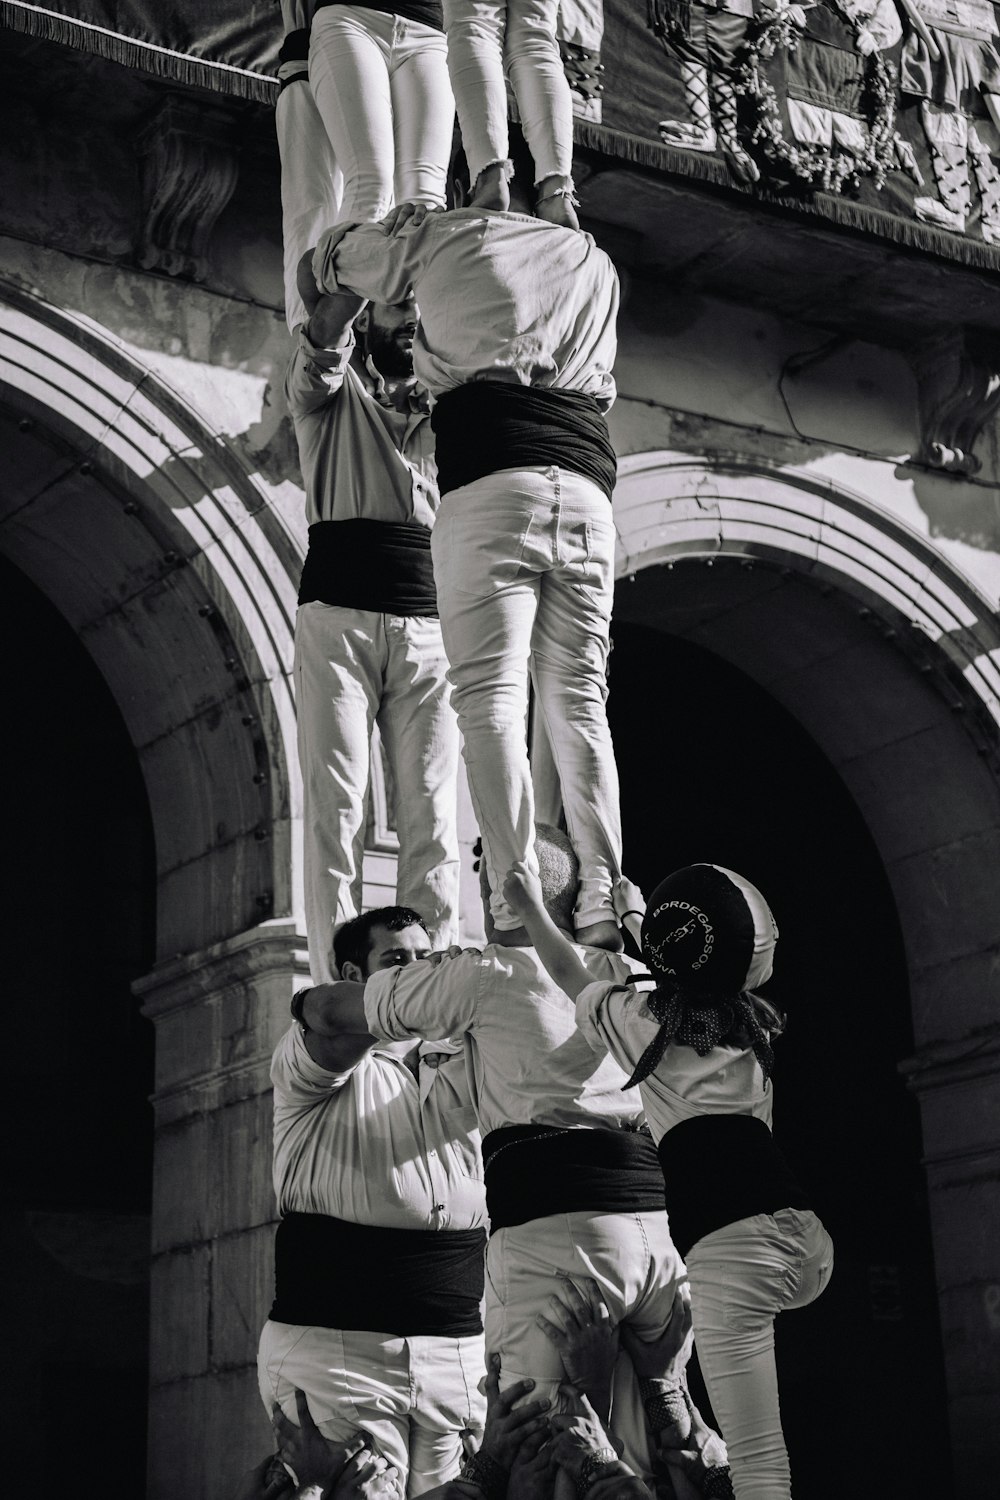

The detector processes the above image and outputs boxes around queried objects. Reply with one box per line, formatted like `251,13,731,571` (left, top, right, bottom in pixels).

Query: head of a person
479,823,580,939
449,123,538,216
359,295,418,380
333,906,431,982
640,863,778,1002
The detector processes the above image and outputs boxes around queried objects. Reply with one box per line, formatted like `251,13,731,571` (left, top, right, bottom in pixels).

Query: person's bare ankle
576,919,623,951
535,175,580,230
472,163,511,211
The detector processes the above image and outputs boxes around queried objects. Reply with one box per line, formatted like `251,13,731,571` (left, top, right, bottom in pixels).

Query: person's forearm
305,290,365,350
300,981,368,1035
518,904,594,1001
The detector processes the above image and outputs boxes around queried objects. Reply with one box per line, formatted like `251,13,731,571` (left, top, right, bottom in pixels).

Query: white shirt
285,330,438,528
311,208,619,409
271,1027,487,1231
364,945,647,1136
574,981,774,1145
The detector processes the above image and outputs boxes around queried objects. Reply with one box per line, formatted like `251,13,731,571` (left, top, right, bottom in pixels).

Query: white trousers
276,77,343,332
444,0,574,183
309,5,454,223
486,1209,686,1477
258,1320,487,1497
430,466,621,931
686,1208,834,1500
296,602,461,981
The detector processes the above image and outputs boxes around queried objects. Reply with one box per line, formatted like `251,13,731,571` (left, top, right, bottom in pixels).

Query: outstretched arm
502,863,594,1001
294,982,374,1073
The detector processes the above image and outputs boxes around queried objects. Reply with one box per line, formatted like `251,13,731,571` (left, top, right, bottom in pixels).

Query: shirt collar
362,352,429,415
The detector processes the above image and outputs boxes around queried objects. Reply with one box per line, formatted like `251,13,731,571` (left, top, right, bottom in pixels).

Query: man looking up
301,129,623,949
287,830,687,1480
257,906,488,1497
289,271,460,983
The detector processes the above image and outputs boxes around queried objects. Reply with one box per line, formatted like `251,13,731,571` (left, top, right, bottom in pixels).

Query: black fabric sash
482,1124,665,1232
657,1114,810,1258
298,518,438,616
313,0,445,34
269,1212,486,1337
432,382,617,501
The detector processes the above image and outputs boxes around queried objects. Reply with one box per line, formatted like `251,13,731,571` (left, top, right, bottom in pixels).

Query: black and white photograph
0,2,996,1496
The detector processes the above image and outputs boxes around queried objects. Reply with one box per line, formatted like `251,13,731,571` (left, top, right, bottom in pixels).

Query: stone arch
612,452,1000,996
611,449,1000,1479
0,283,302,957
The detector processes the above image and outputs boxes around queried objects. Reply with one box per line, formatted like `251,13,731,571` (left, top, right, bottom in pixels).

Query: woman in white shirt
504,859,834,1500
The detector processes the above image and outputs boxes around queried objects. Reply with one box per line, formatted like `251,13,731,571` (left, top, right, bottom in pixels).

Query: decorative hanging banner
4,0,1000,271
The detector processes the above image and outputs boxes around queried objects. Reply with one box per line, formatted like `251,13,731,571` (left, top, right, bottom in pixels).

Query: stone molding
908,331,1000,478
135,920,309,1123
136,96,241,282
613,450,1000,741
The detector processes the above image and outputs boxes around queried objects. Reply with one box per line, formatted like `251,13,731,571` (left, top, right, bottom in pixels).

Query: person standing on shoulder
288,269,460,981
301,131,624,952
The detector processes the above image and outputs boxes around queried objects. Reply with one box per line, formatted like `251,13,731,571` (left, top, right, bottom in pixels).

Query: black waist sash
269,1212,486,1337
482,1125,665,1232
313,1,445,33
432,382,618,501
657,1115,810,1258
298,518,438,616
278,30,310,88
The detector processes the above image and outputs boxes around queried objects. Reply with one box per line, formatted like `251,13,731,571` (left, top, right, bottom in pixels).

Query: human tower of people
245,4,834,1499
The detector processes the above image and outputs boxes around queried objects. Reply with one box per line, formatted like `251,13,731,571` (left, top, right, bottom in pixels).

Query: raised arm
502,862,594,1001
284,280,366,419
294,981,374,1073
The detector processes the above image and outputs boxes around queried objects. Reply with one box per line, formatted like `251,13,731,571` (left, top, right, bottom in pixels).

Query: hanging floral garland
732,5,897,194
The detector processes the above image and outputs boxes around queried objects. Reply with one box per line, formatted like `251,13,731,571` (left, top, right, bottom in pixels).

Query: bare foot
472,163,511,211
535,175,580,231
575,919,623,952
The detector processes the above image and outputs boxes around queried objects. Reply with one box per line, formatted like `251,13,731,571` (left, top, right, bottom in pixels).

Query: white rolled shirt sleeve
313,219,421,306
364,953,480,1043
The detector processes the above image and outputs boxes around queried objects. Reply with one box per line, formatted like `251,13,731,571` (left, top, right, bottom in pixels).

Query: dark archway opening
608,618,952,1499
0,554,157,1497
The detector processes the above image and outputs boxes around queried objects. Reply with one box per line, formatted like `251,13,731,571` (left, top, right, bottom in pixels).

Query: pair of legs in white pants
444,0,574,184
430,465,622,932
486,1209,687,1480
275,74,343,331
686,1208,834,1500
258,1320,486,1497
295,602,461,982
309,4,454,223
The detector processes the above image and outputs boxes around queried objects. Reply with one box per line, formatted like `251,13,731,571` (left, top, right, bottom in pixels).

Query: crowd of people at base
242,3,836,1497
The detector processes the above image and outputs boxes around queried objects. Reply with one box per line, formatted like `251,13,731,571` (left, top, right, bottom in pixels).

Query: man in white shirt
289,275,460,982
301,135,624,949
290,829,687,1480
257,906,488,1497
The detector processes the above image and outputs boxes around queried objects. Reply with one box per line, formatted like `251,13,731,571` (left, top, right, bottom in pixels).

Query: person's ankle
472,162,511,211
535,174,580,230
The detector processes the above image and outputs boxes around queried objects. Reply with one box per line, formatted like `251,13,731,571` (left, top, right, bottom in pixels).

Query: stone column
901,1031,1000,1491
136,920,308,1500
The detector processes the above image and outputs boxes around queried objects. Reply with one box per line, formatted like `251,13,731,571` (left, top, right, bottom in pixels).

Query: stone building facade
0,19,997,1500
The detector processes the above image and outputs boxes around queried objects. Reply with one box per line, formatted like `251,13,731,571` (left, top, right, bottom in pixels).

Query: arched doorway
0,284,305,1498
611,453,1000,1494
0,553,157,1497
